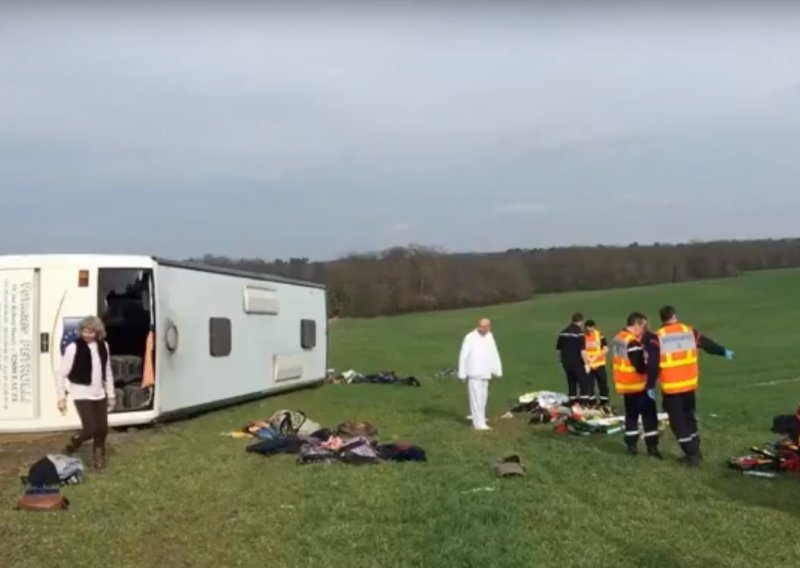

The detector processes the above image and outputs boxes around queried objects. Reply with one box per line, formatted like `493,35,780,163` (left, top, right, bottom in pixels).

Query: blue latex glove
724,349,734,361
646,388,656,401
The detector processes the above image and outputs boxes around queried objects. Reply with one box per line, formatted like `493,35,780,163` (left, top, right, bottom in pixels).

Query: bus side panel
0,266,96,431
155,265,327,414
38,267,98,430
0,268,39,421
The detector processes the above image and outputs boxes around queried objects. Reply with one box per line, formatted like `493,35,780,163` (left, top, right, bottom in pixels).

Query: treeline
192,238,800,318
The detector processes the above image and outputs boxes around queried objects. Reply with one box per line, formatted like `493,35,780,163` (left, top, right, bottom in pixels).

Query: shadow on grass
604,534,703,568
417,405,469,425
582,428,800,519
590,436,677,461
704,471,800,519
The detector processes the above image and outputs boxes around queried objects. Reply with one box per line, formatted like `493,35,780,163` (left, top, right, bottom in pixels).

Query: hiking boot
63,435,82,455
92,447,107,472
647,448,664,460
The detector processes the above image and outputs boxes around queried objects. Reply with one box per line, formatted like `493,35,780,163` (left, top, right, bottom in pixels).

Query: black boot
63,435,82,455
645,433,663,459
92,447,107,472
626,444,638,456
678,453,701,468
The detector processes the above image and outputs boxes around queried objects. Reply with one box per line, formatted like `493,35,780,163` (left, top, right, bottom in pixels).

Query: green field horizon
3,268,799,567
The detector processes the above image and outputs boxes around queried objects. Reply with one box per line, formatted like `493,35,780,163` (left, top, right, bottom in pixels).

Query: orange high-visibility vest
612,329,647,394
585,329,606,370
657,323,699,394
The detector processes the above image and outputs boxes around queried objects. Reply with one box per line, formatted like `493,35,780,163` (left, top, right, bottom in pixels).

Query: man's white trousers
467,377,490,429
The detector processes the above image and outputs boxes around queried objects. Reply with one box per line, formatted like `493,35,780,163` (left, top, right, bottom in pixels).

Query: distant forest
191,238,800,318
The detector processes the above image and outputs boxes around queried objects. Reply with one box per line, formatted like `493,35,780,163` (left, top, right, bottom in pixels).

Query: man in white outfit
458,318,503,431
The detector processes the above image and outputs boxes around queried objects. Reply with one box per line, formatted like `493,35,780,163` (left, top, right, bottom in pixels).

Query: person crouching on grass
56,316,116,471
458,318,503,431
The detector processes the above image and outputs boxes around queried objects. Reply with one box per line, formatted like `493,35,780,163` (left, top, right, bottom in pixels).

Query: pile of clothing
728,439,800,478
325,369,421,387
503,390,669,436
504,391,616,424
728,404,800,478
511,391,571,413
246,419,426,466
242,409,322,441
15,454,84,512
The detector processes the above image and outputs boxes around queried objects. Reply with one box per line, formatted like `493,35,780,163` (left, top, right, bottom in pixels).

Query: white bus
0,255,328,433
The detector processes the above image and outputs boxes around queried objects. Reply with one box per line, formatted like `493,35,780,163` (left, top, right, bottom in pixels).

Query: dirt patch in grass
0,433,64,479
0,428,145,479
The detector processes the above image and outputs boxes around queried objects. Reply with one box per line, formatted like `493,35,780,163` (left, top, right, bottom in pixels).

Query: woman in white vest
55,316,116,471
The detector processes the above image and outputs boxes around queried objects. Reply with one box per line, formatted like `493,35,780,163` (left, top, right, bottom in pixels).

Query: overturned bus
0,255,327,433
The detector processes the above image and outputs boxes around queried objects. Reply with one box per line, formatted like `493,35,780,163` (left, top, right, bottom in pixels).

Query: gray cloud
1,2,800,259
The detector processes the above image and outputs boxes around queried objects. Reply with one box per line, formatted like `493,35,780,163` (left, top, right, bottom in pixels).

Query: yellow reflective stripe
660,355,698,368
658,324,692,335
586,330,602,354
614,364,636,372
616,382,646,392
662,377,698,391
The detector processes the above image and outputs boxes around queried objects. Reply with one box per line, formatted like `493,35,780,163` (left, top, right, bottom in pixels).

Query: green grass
3,269,800,567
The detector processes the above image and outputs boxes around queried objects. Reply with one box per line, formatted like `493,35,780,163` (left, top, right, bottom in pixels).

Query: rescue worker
583,320,609,408
556,312,589,406
645,305,734,466
612,312,662,458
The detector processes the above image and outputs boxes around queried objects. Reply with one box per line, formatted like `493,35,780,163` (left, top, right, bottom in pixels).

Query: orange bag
16,493,70,511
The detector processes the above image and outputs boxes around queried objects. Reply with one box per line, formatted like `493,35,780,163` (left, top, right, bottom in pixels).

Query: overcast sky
1,2,799,260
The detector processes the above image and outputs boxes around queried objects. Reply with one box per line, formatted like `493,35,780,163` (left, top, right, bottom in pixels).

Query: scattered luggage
728,438,800,477
243,409,322,440
326,369,421,387
244,414,426,467
504,390,667,437
494,454,526,477
335,420,378,442
770,405,800,444
15,491,70,512
15,455,84,512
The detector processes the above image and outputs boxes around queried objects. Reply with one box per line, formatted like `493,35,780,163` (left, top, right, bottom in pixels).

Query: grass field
2,269,800,567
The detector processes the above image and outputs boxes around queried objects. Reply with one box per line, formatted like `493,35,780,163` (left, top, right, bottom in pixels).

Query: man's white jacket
458,330,503,380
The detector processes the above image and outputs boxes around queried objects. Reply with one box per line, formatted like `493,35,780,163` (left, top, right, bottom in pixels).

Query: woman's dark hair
585,319,596,328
